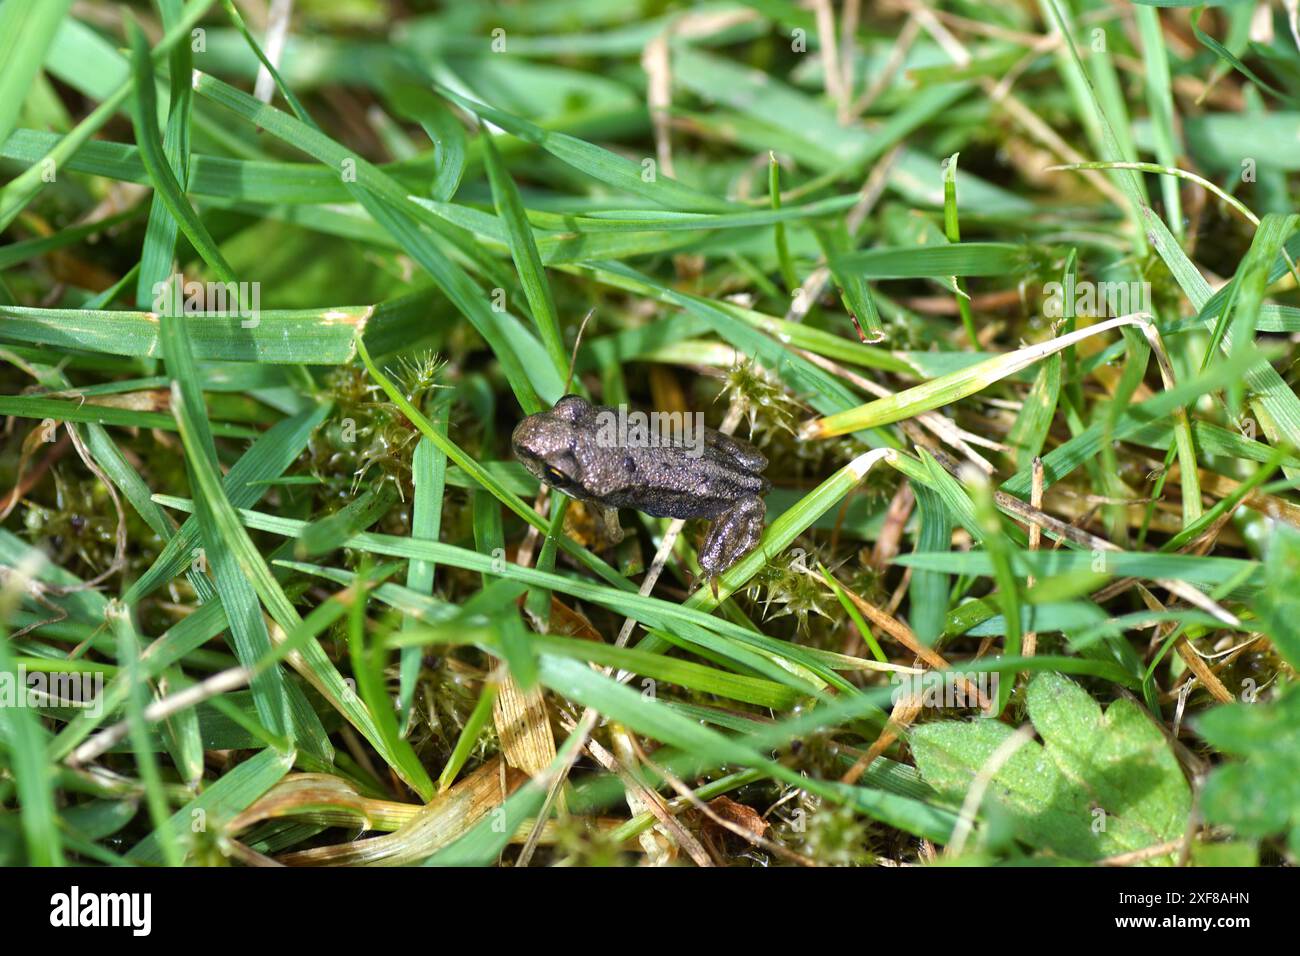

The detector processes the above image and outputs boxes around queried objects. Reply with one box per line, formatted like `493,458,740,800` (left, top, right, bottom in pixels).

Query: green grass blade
0,0,216,231
481,132,568,378
0,584,63,865
127,22,237,286
134,0,193,307
434,84,735,213
126,746,295,864
107,601,184,867
0,0,73,147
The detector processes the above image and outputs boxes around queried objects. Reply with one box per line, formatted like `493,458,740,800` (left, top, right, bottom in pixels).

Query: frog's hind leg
698,494,766,578
702,428,767,472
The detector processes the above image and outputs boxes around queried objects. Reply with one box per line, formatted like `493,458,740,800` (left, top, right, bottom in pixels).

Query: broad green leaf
911,672,1190,862
1199,685,1300,855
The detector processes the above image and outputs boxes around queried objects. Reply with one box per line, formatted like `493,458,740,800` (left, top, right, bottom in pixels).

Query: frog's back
591,441,769,520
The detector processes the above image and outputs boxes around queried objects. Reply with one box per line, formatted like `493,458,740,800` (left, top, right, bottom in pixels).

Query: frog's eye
544,465,569,486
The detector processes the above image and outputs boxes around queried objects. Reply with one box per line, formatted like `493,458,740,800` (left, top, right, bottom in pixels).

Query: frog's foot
698,494,766,578
684,568,720,600
590,503,625,546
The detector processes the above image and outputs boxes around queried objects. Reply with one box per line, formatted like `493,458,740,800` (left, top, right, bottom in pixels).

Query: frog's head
512,395,595,496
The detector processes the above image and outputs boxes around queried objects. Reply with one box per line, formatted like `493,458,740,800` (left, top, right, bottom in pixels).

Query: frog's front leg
698,494,766,578
588,503,625,546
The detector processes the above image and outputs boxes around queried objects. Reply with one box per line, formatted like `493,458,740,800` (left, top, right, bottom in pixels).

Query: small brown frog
512,395,770,577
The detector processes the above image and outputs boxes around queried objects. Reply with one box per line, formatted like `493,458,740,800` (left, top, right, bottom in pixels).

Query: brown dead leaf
544,596,602,641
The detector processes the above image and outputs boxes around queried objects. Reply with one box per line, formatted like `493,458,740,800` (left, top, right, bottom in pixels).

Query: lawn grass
1,0,1299,867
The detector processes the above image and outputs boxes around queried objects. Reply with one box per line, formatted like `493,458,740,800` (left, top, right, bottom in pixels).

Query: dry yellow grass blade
830,573,993,712
800,313,1154,438
1186,467,1300,529
231,771,631,850
229,773,421,834
1136,585,1233,705
276,759,525,866
493,675,561,789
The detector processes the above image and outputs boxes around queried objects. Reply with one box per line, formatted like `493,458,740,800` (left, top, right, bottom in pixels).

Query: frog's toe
698,495,766,577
